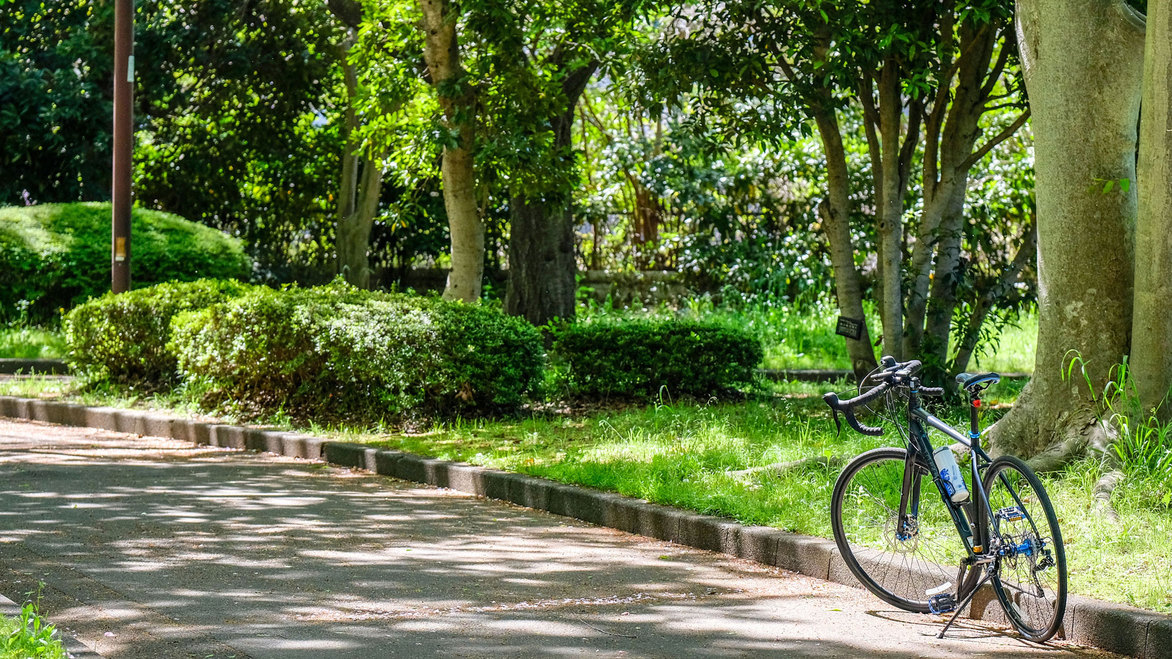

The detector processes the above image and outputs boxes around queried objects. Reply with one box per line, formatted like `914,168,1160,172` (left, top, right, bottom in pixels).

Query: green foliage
0,203,251,324
0,1,113,205
64,279,256,384
169,280,544,423
0,326,65,360
0,601,66,659
554,319,763,398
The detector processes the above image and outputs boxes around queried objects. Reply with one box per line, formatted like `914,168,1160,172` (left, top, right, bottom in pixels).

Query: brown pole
111,0,134,293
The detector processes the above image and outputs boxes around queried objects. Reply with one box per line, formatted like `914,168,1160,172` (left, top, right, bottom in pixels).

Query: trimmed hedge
554,320,763,398
170,281,544,423
0,202,251,324
64,279,256,384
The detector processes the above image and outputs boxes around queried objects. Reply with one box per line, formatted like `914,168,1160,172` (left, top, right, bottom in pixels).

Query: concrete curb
0,590,101,659
1,395,1166,658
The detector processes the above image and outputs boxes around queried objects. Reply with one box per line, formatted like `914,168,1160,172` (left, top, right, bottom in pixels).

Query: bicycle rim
984,455,1068,641
832,447,971,612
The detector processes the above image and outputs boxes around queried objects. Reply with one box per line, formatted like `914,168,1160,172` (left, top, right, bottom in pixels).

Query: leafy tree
132,0,343,280
415,0,483,302
0,1,114,205
639,0,1032,380
469,0,650,325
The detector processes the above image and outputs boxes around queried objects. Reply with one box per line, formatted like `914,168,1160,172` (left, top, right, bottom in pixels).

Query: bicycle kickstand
937,567,996,639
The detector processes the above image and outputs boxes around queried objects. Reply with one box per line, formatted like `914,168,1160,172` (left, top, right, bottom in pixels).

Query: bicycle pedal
928,593,957,614
995,506,1025,521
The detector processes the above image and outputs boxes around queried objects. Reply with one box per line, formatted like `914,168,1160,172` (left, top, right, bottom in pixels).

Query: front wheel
831,447,973,612
984,455,1068,642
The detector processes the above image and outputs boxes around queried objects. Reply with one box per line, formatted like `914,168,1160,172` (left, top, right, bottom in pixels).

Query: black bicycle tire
831,447,975,613
983,455,1068,642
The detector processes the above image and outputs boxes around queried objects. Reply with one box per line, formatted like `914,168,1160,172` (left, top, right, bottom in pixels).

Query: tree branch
959,108,1030,171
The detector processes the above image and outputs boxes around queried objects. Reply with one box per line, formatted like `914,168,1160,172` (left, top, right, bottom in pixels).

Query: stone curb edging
1,395,1167,658
0,590,101,659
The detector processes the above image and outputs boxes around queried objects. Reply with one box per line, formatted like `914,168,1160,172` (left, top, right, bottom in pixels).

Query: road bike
822,357,1067,641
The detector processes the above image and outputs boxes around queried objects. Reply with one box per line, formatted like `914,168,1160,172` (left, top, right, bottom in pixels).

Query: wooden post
111,0,134,293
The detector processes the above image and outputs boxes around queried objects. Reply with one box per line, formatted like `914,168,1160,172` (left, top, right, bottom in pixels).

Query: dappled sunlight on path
0,418,1116,658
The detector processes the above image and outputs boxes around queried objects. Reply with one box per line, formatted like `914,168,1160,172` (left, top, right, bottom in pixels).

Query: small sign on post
835,316,864,341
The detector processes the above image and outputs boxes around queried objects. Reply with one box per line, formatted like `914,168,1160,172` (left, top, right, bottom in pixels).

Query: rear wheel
984,455,1067,642
831,447,973,612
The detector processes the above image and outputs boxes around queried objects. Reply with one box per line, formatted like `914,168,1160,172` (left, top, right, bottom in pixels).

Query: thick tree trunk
419,0,484,302
988,0,1144,464
812,104,878,378
506,196,577,324
1131,0,1172,421
505,63,596,326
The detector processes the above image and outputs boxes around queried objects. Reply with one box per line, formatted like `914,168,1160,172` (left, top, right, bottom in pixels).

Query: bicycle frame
897,387,996,561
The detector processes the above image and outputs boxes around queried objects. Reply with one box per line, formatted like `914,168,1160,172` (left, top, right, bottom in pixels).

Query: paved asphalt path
0,417,1118,659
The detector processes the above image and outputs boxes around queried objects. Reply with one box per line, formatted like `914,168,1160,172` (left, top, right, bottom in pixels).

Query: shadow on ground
0,420,1113,658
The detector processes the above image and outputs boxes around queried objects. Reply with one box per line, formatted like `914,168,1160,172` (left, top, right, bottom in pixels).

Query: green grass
0,602,67,659
0,326,65,360
582,298,1039,374
968,312,1038,374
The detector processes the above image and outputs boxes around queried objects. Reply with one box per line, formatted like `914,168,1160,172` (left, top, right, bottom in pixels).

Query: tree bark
859,60,920,361
334,37,384,289
337,157,383,288
419,0,484,302
988,0,1145,463
505,62,596,326
904,20,997,364
1131,0,1172,421
812,103,879,378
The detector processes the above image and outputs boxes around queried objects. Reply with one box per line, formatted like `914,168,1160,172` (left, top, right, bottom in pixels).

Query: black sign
835,316,864,340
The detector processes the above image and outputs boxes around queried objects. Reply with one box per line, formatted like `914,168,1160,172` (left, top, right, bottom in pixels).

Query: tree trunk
1131,0,1172,421
812,103,878,378
419,0,483,302
920,185,967,375
337,158,383,288
904,20,997,362
334,39,384,289
506,196,577,324
874,64,907,360
505,62,596,326
988,0,1144,465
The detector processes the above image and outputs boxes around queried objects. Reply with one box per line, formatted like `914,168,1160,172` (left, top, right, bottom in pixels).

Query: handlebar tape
822,383,889,437
918,386,945,397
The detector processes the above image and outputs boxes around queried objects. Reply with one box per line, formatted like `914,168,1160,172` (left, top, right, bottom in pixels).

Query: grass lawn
0,326,65,360
4,374,1167,614
584,299,1039,374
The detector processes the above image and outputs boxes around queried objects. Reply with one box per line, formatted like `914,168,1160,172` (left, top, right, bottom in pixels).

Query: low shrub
170,281,544,423
554,320,764,398
64,279,256,384
0,202,251,324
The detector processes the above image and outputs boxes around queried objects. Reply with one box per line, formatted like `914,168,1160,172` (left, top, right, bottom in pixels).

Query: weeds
0,585,66,659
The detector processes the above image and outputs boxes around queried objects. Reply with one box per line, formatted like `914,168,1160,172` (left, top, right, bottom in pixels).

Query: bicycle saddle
955,371,1000,390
